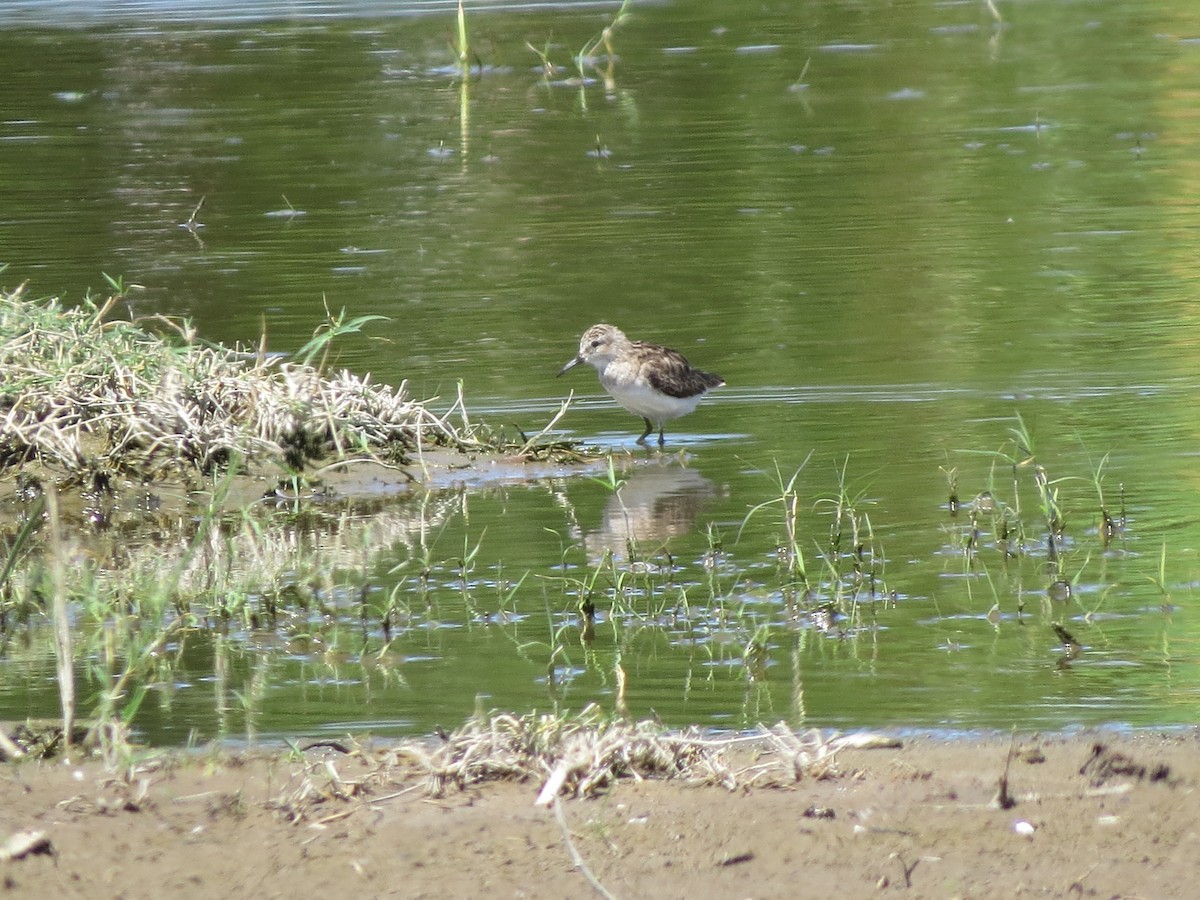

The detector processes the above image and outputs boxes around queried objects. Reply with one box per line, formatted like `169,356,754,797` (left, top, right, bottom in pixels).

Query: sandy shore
1,729,1196,898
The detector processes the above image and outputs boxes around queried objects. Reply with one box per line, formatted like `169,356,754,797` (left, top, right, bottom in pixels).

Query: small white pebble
1097,815,1120,827
1013,820,1036,837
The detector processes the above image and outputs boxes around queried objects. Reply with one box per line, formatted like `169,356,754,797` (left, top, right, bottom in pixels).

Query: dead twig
993,730,1018,809
553,796,619,900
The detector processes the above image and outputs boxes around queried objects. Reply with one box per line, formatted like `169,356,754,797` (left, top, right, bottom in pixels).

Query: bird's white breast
596,358,704,424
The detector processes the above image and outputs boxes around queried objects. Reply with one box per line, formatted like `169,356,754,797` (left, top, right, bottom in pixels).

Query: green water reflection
3,0,1200,740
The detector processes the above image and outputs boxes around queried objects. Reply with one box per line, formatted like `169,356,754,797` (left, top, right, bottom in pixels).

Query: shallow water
4,0,1200,742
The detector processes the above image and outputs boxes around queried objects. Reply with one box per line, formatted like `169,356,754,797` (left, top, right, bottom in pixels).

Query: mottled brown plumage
557,324,725,445
644,349,726,399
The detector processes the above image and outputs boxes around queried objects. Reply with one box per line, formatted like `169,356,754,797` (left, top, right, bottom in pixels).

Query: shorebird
557,323,725,445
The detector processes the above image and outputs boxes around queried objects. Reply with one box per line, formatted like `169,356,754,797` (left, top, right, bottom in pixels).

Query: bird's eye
590,339,601,348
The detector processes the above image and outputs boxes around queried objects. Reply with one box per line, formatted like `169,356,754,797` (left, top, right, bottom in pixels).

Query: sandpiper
557,323,725,445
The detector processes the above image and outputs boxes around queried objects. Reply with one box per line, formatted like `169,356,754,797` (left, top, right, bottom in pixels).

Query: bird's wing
640,344,724,398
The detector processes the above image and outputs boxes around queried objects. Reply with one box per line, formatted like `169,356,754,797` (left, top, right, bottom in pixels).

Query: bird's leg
637,418,653,445
657,427,665,447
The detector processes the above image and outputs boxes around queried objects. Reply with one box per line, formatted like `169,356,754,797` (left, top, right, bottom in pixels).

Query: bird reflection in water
574,461,720,568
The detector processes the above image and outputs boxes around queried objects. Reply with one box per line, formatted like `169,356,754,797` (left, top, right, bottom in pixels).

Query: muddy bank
1,729,1196,898
0,446,604,536
0,286,590,533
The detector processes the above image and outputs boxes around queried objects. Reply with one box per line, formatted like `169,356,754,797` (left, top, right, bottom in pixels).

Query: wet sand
2,729,1196,898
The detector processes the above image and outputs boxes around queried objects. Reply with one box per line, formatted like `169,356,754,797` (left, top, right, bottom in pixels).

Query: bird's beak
557,356,582,377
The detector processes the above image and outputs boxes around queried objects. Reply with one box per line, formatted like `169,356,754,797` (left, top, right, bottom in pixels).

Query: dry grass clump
0,286,465,483
255,708,910,834
267,708,890,825
416,706,880,801
425,706,731,801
